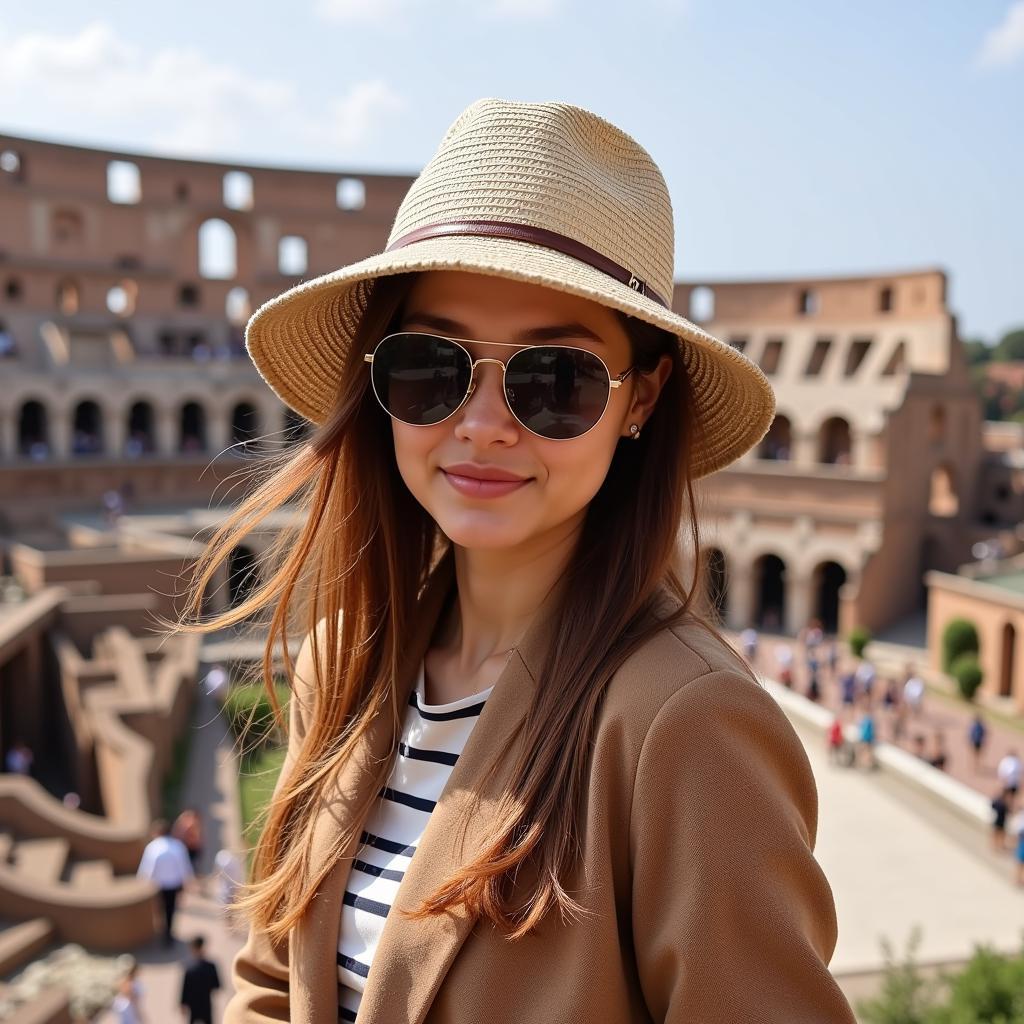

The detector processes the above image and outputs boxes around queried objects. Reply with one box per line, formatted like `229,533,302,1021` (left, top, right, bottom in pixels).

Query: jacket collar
289,546,568,1023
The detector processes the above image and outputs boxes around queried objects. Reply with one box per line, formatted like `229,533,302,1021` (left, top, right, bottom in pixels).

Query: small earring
629,423,641,441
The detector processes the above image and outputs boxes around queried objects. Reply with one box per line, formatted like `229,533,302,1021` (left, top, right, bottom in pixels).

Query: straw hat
245,97,775,478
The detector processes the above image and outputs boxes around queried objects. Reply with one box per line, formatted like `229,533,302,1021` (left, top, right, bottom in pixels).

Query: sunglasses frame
363,331,638,440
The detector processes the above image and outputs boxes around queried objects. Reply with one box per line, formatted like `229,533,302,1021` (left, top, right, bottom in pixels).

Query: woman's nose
454,359,519,439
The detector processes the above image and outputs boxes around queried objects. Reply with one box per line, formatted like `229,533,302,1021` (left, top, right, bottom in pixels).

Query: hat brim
244,234,776,479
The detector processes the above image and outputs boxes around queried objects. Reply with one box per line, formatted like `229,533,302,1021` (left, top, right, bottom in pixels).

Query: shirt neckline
415,659,494,713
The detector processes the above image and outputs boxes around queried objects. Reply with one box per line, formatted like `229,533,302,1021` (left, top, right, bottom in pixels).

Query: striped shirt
337,659,493,1021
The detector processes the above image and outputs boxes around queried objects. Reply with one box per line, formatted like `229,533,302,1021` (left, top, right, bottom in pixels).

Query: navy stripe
337,952,369,978
408,690,487,721
380,785,436,813
339,1006,357,1021
343,890,391,918
352,858,405,882
399,741,459,766
359,830,416,856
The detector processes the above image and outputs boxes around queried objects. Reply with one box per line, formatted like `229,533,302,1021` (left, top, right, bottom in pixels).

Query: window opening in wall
180,401,207,453
1,149,23,180
844,338,872,377
72,399,104,455
178,283,200,307
106,280,138,317
757,414,791,460
226,286,251,324
57,279,80,315
820,417,852,465
52,208,84,244
126,401,155,456
759,338,784,375
18,400,49,457
198,219,237,279
175,181,190,201
107,160,141,204
5,277,22,301
729,337,748,354
804,338,832,376
115,254,142,270
223,170,254,211
337,177,366,210
278,235,308,276
798,288,819,315
880,340,906,376
879,286,894,312
929,464,958,517
688,286,714,323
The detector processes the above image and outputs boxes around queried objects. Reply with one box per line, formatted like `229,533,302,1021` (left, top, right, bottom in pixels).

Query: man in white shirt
998,750,1022,797
903,672,926,715
136,819,195,946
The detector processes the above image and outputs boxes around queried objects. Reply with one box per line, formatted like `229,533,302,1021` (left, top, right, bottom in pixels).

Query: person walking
172,97,857,1022
180,935,221,1024
173,807,205,876
110,962,145,1024
998,749,1022,798
903,667,925,717
968,713,988,772
857,709,878,770
136,819,194,946
739,626,758,667
991,787,1013,853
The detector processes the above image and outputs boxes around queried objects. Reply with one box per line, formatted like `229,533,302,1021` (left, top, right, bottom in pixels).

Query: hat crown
387,98,675,304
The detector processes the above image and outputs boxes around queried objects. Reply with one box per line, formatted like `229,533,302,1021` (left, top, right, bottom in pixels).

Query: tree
993,328,1024,362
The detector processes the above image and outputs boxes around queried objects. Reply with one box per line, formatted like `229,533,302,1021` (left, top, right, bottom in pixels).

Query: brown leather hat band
385,219,669,309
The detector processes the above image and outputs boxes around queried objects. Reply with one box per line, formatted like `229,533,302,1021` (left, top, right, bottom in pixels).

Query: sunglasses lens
371,333,470,425
505,347,611,439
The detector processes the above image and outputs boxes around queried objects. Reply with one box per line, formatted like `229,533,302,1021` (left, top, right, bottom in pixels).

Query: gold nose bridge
464,356,508,398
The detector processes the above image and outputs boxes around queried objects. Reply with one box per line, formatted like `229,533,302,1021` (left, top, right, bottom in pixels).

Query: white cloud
0,20,405,158
975,0,1024,69
314,0,425,25
315,0,562,25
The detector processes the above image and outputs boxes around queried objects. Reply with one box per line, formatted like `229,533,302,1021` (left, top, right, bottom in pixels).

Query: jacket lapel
289,549,457,1022
357,565,565,1024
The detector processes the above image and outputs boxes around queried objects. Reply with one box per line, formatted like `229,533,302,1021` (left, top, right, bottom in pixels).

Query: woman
175,98,855,1022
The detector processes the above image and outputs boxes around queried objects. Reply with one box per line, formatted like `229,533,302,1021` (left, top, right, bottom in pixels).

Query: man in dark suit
180,935,221,1023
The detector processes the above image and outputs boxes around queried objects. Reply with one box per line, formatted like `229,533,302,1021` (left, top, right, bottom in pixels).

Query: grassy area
237,744,286,873
161,707,195,820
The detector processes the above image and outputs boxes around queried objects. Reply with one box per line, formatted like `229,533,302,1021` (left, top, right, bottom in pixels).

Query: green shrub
848,626,871,660
942,618,979,674
223,682,290,751
950,653,984,702
927,941,1024,1023
856,927,937,1024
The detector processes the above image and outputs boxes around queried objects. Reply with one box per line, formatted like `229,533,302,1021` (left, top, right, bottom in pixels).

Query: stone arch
179,400,208,453
1000,622,1016,699
17,399,49,457
819,416,852,465
758,413,792,460
230,400,260,448
227,545,259,609
752,553,787,632
71,399,104,456
125,400,156,455
811,560,847,634
703,547,728,622
198,218,237,279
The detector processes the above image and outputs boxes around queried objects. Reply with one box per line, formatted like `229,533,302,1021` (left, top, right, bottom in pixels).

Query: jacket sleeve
223,628,319,1023
630,669,856,1023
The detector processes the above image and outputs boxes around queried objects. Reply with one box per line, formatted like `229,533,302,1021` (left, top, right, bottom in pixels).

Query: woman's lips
441,470,532,498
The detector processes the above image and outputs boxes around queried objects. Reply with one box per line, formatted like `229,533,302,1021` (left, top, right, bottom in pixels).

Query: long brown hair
170,270,753,944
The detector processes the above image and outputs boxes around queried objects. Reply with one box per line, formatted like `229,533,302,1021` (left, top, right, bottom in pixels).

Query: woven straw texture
245,98,776,479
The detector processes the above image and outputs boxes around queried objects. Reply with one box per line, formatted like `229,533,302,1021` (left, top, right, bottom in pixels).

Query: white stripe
338,659,493,1015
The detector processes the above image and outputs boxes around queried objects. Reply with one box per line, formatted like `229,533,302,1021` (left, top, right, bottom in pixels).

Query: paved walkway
95,683,246,1023
732,629,1024,804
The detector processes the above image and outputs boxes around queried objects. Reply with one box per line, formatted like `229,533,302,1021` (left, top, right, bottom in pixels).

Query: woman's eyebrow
401,311,606,344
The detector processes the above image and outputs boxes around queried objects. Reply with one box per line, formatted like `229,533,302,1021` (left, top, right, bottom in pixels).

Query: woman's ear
626,353,673,432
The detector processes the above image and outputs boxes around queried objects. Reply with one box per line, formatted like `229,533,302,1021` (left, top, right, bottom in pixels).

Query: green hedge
848,626,871,660
942,618,980,674
223,682,290,752
951,653,984,702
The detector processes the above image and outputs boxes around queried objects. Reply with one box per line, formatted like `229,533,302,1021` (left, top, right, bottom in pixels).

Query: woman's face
388,270,670,552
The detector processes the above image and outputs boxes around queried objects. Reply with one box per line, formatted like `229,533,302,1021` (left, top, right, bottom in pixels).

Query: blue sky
1,1,1021,341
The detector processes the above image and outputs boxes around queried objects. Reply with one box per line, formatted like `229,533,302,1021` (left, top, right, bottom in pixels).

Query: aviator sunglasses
363,331,638,441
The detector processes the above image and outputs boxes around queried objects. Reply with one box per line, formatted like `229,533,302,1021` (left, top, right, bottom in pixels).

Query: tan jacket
226,553,857,1023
